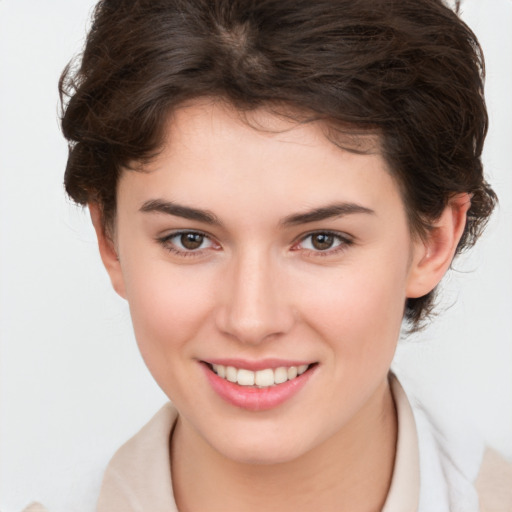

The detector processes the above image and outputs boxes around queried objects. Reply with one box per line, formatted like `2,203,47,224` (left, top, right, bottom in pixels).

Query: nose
215,248,295,345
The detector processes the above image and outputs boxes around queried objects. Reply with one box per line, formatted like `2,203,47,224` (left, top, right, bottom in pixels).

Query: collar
382,374,420,511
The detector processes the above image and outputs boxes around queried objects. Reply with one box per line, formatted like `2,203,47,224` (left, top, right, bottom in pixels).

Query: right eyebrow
280,202,375,227
139,199,223,226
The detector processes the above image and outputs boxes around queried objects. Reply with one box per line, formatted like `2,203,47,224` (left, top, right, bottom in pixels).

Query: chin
207,426,315,466
222,445,304,466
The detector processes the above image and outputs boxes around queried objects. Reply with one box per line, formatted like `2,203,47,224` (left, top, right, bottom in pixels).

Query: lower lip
201,363,316,411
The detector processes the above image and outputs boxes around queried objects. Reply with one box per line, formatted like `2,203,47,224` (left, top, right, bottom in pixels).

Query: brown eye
158,230,217,256
311,233,335,250
294,231,351,255
180,232,204,250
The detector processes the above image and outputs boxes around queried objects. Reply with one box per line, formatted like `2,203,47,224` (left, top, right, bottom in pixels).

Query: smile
202,360,317,411
211,364,310,388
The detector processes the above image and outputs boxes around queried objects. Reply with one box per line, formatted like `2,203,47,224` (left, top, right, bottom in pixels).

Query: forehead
117,99,406,224
166,99,383,160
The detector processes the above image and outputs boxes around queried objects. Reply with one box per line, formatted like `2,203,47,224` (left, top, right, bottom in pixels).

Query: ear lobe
406,193,471,299
89,203,127,299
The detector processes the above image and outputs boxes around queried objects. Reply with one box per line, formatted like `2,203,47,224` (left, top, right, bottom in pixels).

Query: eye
158,230,218,255
294,231,352,254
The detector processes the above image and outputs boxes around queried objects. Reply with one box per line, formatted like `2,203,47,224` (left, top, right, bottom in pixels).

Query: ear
89,203,127,299
406,193,471,298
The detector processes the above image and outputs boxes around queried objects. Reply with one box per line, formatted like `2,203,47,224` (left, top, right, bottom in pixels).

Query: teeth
210,363,311,388
237,369,255,386
255,369,274,387
287,366,298,380
274,367,288,384
226,366,237,383
298,364,308,375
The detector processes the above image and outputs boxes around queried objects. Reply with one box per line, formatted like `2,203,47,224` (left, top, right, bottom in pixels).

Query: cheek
121,257,215,364
298,251,409,361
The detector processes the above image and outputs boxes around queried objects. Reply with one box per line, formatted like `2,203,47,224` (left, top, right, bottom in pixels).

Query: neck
171,378,397,512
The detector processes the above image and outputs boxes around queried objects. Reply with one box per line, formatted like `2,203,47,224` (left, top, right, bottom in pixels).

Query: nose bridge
217,245,293,344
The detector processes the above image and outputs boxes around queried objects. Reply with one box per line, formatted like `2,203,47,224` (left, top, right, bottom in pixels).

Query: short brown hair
59,0,497,329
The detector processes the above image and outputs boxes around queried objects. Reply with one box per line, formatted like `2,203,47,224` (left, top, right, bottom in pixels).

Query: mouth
200,360,318,411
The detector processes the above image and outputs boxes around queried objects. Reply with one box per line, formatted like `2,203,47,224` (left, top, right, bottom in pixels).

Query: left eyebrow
280,203,375,227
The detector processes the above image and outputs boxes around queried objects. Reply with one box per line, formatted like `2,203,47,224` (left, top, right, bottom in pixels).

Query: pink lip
200,361,316,412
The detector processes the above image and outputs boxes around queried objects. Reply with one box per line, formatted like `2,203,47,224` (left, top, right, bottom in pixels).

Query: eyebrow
280,203,375,227
139,199,374,227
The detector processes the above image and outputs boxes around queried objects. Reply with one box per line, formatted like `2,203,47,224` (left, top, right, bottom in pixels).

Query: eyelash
157,230,353,258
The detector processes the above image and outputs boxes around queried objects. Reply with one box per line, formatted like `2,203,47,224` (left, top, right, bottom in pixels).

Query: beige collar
97,374,420,512
382,374,420,511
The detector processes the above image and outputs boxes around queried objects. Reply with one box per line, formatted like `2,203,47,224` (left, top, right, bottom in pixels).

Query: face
108,100,426,464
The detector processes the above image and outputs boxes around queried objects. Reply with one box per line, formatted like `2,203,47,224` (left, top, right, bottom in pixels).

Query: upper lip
202,358,315,371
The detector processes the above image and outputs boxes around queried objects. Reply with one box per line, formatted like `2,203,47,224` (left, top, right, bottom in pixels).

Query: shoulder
476,447,512,512
19,403,178,512
392,372,494,511
96,401,179,511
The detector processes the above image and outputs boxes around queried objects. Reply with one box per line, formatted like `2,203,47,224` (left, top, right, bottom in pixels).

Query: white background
0,1,511,511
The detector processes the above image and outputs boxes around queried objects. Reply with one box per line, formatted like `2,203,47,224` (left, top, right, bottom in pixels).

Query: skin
91,99,470,512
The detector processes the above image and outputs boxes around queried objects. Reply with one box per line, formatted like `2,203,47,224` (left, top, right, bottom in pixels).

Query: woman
24,0,511,510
